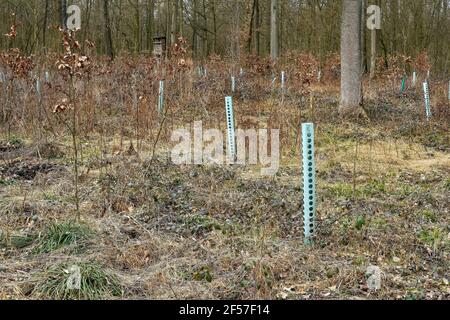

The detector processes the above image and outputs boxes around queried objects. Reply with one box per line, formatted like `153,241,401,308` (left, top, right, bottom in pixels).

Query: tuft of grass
34,261,122,300
34,221,92,254
180,265,214,283
0,230,7,248
184,214,222,235
361,179,386,196
327,180,387,200
444,179,450,191
192,266,213,283
327,183,354,199
355,216,366,231
405,289,425,300
418,228,446,253
9,233,36,249
0,178,15,186
419,210,438,223
8,136,24,147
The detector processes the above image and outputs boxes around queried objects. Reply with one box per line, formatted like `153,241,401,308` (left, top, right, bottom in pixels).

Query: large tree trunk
103,0,114,60
255,0,260,55
179,0,184,37
146,0,155,52
370,28,376,79
270,0,278,60
42,0,49,50
340,0,364,115
60,0,68,29
171,0,178,46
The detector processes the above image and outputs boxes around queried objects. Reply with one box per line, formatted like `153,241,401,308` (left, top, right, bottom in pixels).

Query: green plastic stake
400,75,406,93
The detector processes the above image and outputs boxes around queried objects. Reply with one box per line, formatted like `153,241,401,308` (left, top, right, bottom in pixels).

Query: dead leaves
4,24,17,39
53,98,72,114
4,13,18,39
56,28,91,77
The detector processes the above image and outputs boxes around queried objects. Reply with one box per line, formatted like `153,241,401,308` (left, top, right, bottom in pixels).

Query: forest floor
0,88,449,300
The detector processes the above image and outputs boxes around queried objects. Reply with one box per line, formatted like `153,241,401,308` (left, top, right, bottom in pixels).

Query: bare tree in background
60,0,67,28
270,0,278,60
146,0,155,53
103,0,114,60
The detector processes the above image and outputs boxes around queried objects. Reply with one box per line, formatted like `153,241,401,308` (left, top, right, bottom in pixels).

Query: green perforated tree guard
158,80,164,114
423,81,432,121
302,123,316,245
225,96,236,162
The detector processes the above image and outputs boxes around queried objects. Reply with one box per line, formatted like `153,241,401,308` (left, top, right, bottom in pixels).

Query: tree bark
370,29,376,79
270,0,278,60
61,0,68,29
340,0,364,115
103,0,114,60
43,0,49,51
147,0,155,52
171,0,178,46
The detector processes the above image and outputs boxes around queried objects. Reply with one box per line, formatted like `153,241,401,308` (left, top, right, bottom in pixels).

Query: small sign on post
302,123,316,245
423,82,432,121
153,36,167,60
412,71,416,88
158,80,165,115
225,96,236,163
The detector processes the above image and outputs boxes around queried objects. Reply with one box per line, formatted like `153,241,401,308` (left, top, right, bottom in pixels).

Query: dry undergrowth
0,87,449,300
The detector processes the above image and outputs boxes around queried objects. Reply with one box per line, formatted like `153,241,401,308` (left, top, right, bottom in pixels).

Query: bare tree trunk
171,0,178,46
166,0,171,51
202,0,208,58
135,0,142,53
60,0,68,29
192,0,199,59
370,29,376,79
103,0,114,60
270,0,278,60
340,0,363,115
179,0,184,37
248,0,257,53
361,0,367,73
255,0,260,55
43,0,49,51
147,0,155,52
82,0,92,52
211,0,217,53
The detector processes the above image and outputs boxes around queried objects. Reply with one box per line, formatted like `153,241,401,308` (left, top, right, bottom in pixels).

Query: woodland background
0,0,449,74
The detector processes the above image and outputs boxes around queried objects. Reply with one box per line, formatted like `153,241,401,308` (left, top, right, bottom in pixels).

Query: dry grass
0,72,449,300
